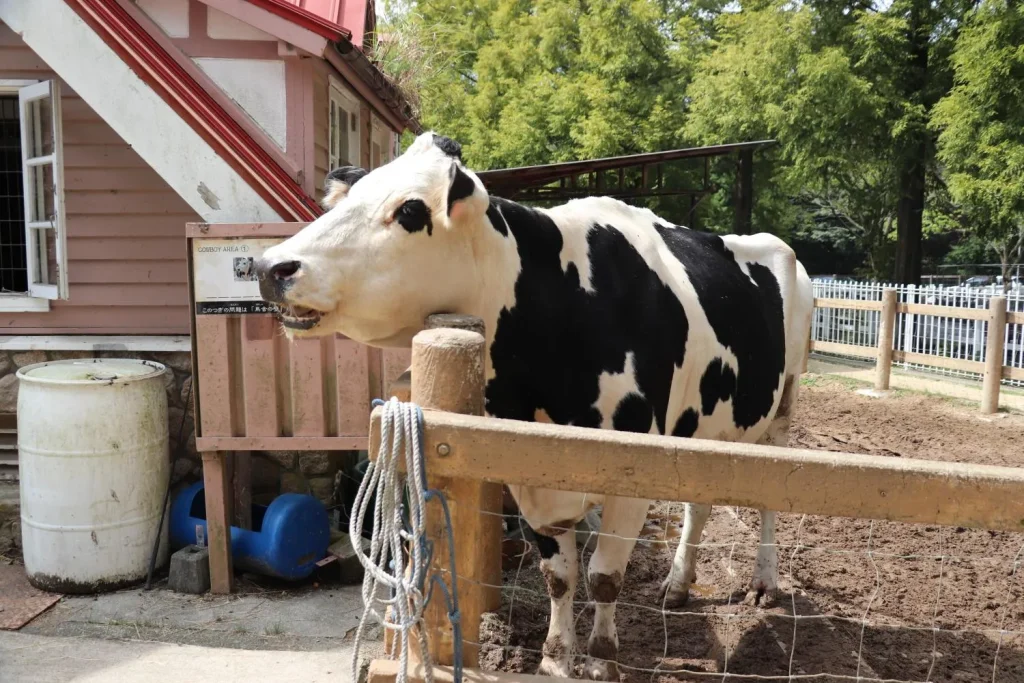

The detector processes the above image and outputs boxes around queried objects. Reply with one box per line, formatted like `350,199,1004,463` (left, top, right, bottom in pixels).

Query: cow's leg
534,528,579,678
659,502,711,608
745,374,798,606
583,495,648,681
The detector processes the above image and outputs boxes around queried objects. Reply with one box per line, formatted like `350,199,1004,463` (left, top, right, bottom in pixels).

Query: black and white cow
256,133,813,680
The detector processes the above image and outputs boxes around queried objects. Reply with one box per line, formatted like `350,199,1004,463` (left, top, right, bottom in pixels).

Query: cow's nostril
270,260,301,280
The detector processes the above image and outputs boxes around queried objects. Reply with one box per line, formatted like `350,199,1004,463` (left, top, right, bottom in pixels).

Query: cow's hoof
657,579,690,609
583,657,620,681
537,657,573,678
742,584,779,607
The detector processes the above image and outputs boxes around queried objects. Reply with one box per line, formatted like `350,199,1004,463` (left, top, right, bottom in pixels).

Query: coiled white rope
350,397,463,683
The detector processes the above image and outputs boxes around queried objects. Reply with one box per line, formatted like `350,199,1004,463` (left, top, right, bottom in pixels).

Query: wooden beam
201,452,233,594
810,340,877,359
196,436,367,451
896,303,990,320
367,659,561,683
982,296,1007,414
410,317,502,668
875,289,897,390
370,408,1024,533
891,350,985,374
814,298,883,312
733,148,753,235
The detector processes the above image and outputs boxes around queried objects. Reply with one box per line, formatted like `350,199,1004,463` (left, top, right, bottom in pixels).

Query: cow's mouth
274,304,324,330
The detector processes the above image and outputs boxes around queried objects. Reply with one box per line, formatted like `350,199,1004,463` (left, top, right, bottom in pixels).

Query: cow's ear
446,161,486,224
322,166,368,209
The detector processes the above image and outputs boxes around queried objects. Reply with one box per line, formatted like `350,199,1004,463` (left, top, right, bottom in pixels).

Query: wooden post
411,315,502,668
201,452,233,594
733,148,753,235
233,451,252,530
875,289,897,391
981,296,1007,415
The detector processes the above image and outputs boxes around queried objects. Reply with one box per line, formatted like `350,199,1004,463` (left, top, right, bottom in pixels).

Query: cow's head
256,132,490,346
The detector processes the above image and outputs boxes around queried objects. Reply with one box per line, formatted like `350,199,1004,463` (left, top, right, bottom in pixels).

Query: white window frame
19,79,67,301
328,76,360,170
0,80,51,312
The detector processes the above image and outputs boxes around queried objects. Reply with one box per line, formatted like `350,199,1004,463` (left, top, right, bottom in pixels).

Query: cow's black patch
612,393,653,433
700,357,736,416
395,198,432,235
448,165,476,216
531,530,559,560
432,134,463,160
485,199,510,236
672,408,699,437
485,201,689,436
325,165,367,191
654,224,786,428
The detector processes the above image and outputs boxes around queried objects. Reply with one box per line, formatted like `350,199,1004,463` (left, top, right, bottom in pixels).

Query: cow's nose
268,260,301,281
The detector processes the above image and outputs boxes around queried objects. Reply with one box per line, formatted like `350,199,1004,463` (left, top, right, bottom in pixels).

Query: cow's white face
257,133,490,346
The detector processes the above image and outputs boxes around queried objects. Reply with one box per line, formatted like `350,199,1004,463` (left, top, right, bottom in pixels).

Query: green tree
932,0,1024,290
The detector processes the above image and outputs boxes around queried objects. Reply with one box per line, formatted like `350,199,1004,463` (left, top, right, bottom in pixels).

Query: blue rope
371,396,464,683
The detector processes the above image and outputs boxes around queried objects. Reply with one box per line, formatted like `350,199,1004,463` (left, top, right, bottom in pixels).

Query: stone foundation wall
0,350,350,508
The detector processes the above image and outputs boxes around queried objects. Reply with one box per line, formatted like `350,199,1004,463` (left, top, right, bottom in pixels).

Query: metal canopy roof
475,140,775,196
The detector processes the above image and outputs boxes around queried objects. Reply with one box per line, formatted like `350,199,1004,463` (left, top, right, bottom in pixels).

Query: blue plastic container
169,482,330,581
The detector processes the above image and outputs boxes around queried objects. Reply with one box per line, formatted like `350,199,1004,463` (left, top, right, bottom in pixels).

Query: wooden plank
814,298,882,311
65,168,171,192
196,436,367,451
370,408,1024,533
68,261,186,284
240,316,280,437
0,307,189,334
68,215,197,238
1004,366,1024,382
53,283,188,307
195,316,233,436
289,338,327,436
66,191,193,215
810,340,877,360
896,303,990,321
335,339,370,437
892,350,985,374
367,660,560,683
201,452,234,594
68,238,187,260
185,222,308,239
1008,311,1024,326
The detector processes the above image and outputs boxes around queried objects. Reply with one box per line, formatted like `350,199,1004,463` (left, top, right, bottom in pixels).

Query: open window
328,77,360,170
19,80,67,300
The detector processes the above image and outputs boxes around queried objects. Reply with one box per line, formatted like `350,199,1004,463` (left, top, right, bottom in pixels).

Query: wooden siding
0,23,197,334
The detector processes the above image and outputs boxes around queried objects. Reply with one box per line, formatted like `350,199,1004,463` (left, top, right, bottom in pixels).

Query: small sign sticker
192,238,283,314
195,524,206,547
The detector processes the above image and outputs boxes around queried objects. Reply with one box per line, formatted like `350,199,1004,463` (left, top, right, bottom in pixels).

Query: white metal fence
811,281,1024,387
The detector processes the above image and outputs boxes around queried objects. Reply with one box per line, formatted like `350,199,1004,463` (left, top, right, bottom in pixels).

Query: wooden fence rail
366,317,1024,683
812,290,1022,413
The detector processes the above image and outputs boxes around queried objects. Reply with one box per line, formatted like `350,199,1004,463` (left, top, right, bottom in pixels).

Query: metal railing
811,281,1024,388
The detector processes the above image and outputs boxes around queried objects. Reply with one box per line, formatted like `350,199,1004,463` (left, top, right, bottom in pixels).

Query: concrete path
807,357,1024,412
0,631,359,682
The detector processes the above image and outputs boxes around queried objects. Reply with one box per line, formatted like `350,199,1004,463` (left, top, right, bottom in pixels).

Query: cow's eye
394,199,432,236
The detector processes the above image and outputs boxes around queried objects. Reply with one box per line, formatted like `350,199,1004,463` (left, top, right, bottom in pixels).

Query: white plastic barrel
17,359,170,593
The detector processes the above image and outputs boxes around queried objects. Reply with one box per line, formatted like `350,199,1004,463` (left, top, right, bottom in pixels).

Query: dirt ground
480,375,1024,682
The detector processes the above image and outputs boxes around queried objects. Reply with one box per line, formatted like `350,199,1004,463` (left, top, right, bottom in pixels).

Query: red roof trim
66,0,321,222
242,0,352,43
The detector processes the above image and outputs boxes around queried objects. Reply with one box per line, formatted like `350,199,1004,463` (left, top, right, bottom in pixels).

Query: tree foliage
377,0,1024,281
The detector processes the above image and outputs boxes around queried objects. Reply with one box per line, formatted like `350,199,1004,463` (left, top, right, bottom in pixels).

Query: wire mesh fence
468,504,1024,682
811,281,1024,388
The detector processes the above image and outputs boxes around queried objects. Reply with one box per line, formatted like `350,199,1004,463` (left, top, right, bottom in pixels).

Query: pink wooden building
0,0,419,487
